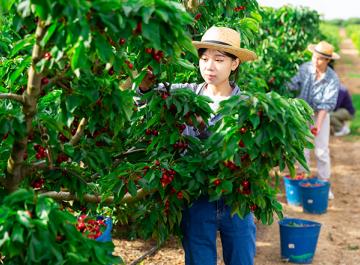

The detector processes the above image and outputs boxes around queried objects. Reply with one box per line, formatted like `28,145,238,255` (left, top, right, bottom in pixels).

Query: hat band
314,48,332,58
203,40,232,46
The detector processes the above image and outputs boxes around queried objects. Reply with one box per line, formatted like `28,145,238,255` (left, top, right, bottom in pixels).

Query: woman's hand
139,69,156,92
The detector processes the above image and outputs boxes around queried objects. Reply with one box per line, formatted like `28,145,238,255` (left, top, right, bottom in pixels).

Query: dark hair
328,59,335,69
198,48,240,81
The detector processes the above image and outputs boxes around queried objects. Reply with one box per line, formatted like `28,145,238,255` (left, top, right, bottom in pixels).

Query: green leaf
64,143,75,156
16,210,32,228
65,95,82,113
40,23,57,47
11,224,24,243
222,180,233,193
127,180,137,197
142,21,161,49
9,57,31,87
0,0,16,12
71,39,86,71
4,189,34,205
94,33,113,63
177,58,196,70
10,36,34,57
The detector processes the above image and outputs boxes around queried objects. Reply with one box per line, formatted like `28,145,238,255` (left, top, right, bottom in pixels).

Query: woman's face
199,49,239,86
312,53,330,73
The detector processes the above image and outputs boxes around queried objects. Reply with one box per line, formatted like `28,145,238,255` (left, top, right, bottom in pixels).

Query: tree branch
0,93,24,103
39,188,155,204
69,118,87,145
128,245,161,265
4,20,47,193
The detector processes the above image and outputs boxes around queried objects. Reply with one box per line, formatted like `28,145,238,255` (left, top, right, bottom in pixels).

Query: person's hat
192,26,257,63
307,41,340,60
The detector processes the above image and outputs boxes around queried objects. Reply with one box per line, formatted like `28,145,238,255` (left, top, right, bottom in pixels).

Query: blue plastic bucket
279,218,321,264
283,176,303,206
299,179,330,214
96,217,113,242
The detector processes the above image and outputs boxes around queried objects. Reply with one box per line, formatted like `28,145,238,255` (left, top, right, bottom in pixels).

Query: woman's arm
315,109,328,133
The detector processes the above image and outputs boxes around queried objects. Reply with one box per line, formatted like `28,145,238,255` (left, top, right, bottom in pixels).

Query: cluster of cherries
175,123,187,134
144,47,164,63
173,141,189,151
145,128,159,136
31,178,45,189
76,215,107,240
160,166,176,188
34,144,47,160
56,153,69,164
223,160,239,171
239,179,251,195
234,6,246,12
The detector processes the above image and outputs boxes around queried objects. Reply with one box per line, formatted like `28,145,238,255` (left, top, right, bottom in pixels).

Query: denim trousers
181,196,256,265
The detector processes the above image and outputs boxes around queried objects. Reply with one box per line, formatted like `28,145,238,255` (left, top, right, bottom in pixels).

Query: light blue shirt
288,62,340,112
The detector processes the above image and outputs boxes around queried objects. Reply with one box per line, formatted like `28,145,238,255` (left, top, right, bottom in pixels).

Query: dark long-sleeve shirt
335,85,355,116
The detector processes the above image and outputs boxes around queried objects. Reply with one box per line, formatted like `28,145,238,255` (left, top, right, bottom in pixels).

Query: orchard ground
113,30,360,265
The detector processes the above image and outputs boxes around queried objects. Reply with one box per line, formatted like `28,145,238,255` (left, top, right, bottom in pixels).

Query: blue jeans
181,196,256,265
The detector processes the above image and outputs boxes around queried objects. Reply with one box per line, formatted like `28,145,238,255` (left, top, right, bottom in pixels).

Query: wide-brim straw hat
192,26,257,63
308,41,340,60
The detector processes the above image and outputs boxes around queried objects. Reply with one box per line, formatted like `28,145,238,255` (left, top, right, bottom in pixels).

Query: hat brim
192,41,257,63
307,44,340,60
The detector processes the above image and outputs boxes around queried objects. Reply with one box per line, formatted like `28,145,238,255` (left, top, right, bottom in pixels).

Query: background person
288,40,340,199
331,85,355,136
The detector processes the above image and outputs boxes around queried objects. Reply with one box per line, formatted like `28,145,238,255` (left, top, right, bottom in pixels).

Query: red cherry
194,13,202,20
241,180,250,189
108,67,114,75
153,54,161,62
44,52,52,60
213,179,221,186
119,38,126,45
177,191,183,200
134,22,142,34
157,51,164,58
127,63,133,69
145,48,152,54
241,154,250,162
239,127,247,134
250,204,257,212
41,77,49,85
311,127,318,136
58,133,68,142
25,210,33,218
268,77,275,84
161,92,169,99
1,133,8,141
145,128,152,135
238,140,245,148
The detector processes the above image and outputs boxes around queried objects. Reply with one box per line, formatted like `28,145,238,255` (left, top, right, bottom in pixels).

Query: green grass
350,94,360,136
348,72,360,78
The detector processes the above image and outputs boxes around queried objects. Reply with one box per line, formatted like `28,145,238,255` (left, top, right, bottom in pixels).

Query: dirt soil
113,29,360,265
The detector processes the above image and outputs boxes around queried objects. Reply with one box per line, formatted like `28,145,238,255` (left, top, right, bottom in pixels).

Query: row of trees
0,0,325,263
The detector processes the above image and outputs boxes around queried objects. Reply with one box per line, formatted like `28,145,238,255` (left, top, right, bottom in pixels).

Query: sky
257,0,360,20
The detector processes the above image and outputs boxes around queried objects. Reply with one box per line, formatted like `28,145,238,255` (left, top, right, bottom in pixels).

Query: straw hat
192,26,257,63
307,41,340,60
